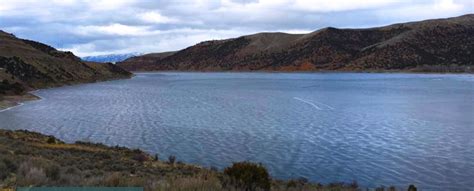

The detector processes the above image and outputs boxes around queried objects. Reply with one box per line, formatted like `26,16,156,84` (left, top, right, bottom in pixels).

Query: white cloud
64,28,255,56
75,24,152,36
1,0,472,56
138,11,179,24
215,0,398,14
279,29,313,34
0,3,10,12
292,0,398,12
85,0,137,11
376,0,469,21
51,0,78,6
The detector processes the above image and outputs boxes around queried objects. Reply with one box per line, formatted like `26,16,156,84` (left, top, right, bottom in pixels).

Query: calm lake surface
1,73,473,189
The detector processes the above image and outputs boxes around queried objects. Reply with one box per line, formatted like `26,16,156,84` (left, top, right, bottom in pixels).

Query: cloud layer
0,0,472,56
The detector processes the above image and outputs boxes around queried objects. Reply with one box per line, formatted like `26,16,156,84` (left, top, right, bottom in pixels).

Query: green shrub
408,184,417,191
286,177,308,188
223,161,271,191
47,137,56,144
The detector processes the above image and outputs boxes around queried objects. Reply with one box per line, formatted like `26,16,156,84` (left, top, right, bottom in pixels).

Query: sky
0,0,472,56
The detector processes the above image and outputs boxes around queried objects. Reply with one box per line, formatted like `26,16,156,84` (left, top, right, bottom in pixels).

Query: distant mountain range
0,30,132,96
81,53,142,63
118,14,474,72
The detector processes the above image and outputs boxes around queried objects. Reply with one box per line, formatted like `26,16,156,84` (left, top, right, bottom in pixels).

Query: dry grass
0,129,409,191
32,143,106,152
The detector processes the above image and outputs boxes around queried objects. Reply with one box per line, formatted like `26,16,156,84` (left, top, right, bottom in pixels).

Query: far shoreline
0,76,134,112
130,69,474,75
132,70,474,77
2,71,472,111
0,93,41,112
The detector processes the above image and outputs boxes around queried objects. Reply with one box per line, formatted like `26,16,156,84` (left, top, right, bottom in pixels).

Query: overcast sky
0,0,472,56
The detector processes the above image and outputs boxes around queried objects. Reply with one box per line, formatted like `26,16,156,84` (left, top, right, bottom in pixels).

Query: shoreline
0,128,413,190
131,70,474,75
0,76,133,112
0,93,41,112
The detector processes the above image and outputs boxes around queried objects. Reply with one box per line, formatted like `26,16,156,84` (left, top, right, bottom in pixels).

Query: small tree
224,161,271,191
408,184,417,191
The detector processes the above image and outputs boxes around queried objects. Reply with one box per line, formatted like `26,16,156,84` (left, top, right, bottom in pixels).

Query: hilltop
0,30,132,107
118,51,177,71
118,14,474,72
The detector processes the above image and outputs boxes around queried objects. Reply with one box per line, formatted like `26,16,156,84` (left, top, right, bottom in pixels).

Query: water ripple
0,72,473,190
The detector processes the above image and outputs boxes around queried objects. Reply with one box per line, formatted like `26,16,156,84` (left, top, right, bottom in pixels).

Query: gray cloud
0,0,472,56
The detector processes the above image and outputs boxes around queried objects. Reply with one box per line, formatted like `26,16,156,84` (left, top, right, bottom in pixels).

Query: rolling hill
117,51,176,71
0,30,132,96
118,14,474,72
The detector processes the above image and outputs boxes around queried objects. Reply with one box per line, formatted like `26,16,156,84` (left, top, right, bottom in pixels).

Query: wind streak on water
293,97,323,110
293,97,335,110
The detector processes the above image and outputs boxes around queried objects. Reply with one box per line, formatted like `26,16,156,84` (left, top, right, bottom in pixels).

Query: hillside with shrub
0,30,132,97
118,14,473,72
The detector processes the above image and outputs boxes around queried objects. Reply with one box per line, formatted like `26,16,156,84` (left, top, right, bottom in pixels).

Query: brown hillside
118,51,176,71
117,14,474,72
0,30,132,96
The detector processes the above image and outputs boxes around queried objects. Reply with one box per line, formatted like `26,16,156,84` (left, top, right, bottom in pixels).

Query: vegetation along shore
0,129,419,191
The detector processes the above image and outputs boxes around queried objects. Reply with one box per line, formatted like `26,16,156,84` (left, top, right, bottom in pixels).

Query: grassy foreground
0,129,415,191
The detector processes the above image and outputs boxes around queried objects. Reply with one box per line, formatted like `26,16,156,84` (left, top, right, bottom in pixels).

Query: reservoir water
1,73,473,189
